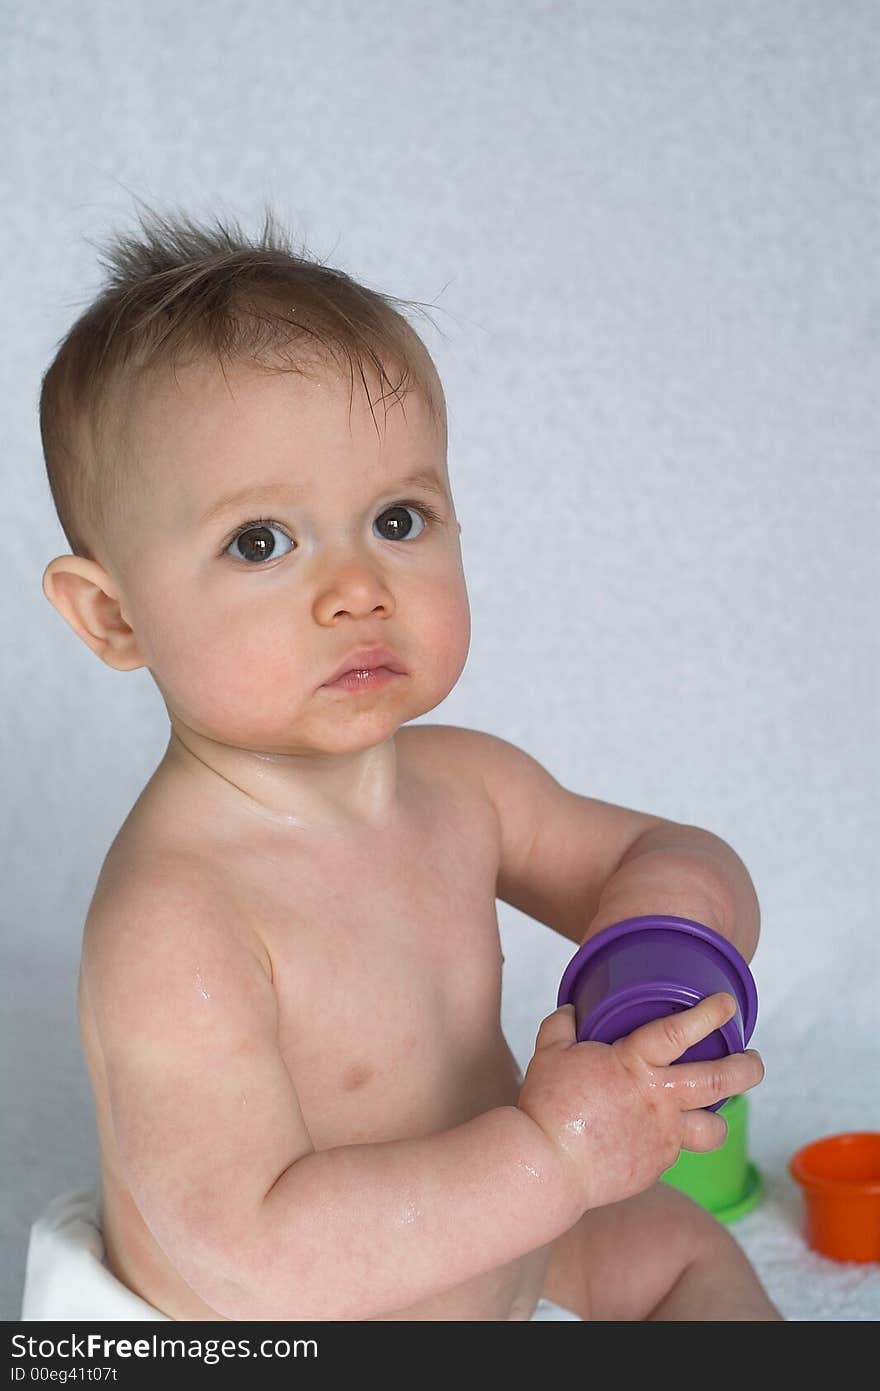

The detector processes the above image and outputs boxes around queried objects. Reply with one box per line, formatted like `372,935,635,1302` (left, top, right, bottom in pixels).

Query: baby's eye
373,504,427,542
226,522,294,565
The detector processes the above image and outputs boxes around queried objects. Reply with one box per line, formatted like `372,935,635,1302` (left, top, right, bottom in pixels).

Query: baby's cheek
421,576,471,697
159,612,302,739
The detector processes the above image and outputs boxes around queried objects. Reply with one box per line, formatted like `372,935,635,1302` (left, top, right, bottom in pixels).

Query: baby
28,207,780,1321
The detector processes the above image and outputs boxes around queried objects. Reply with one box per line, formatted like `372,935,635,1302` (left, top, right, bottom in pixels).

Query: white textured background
2,1,878,1320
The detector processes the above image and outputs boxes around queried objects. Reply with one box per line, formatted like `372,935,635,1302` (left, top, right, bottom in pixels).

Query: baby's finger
679,1107,730,1154
619,992,738,1067
533,1004,577,1052
665,1048,765,1109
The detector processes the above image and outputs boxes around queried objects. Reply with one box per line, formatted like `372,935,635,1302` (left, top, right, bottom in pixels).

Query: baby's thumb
533,1004,577,1052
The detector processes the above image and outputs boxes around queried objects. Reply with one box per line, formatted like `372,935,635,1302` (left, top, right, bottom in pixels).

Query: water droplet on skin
397,1200,418,1226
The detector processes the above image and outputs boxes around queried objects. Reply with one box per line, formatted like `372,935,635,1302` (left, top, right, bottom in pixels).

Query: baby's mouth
321,646,407,687
321,667,404,693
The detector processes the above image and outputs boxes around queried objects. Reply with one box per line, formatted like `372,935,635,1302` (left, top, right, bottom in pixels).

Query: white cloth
529,1297,582,1320
22,1186,583,1322
21,1187,170,1321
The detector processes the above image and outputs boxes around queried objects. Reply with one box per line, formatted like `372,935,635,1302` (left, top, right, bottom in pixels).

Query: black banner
5,1321,583,1385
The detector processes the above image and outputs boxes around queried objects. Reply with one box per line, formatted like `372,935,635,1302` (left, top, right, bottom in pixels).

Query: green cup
661,1093,763,1223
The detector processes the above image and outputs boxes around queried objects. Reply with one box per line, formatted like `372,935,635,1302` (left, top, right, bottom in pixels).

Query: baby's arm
466,728,762,962
84,861,578,1322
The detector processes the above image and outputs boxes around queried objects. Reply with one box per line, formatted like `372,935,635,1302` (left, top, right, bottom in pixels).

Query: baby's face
109,356,470,755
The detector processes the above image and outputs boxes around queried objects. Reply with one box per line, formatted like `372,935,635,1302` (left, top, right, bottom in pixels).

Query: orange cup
789,1132,880,1262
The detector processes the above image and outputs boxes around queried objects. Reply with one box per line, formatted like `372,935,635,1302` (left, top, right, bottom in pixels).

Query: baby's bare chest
244,789,519,1147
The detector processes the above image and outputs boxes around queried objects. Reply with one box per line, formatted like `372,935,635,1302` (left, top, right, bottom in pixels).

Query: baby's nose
312,556,395,622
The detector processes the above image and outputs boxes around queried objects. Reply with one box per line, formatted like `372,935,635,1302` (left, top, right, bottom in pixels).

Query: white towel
21,1187,170,1322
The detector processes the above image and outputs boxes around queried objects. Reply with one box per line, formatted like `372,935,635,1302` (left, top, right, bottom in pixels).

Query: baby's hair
39,200,447,562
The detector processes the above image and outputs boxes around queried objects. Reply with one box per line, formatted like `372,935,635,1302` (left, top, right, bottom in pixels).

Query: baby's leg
541,1181,782,1321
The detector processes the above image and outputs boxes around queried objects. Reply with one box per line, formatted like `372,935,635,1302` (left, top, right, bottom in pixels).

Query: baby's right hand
516,993,764,1213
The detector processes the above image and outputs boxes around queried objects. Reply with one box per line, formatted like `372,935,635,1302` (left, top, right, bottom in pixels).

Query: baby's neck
163,725,405,833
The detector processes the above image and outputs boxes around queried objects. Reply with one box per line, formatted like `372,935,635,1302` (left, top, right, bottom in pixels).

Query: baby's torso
79,725,553,1320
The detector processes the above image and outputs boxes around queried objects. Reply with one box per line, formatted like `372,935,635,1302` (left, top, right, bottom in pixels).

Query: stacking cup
789,1132,880,1262
557,915,758,1113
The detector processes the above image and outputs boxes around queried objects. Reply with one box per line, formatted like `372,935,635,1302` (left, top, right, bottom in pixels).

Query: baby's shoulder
396,721,504,819
397,720,495,785
397,721,541,819
81,832,271,1002
85,753,259,926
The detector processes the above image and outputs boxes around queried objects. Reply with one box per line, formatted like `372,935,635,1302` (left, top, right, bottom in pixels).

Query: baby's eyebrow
200,469,447,526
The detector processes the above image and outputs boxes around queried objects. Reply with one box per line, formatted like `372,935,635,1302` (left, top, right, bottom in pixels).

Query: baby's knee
633,1181,734,1260
651,1181,743,1263
647,1182,781,1318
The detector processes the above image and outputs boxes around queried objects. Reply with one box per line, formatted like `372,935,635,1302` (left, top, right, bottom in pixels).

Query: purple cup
557,915,758,1113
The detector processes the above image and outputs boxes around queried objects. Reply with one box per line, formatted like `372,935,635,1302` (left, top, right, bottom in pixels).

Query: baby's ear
42,556,146,671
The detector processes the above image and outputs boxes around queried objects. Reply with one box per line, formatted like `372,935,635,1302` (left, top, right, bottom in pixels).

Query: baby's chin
287,701,441,756
223,711,422,758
